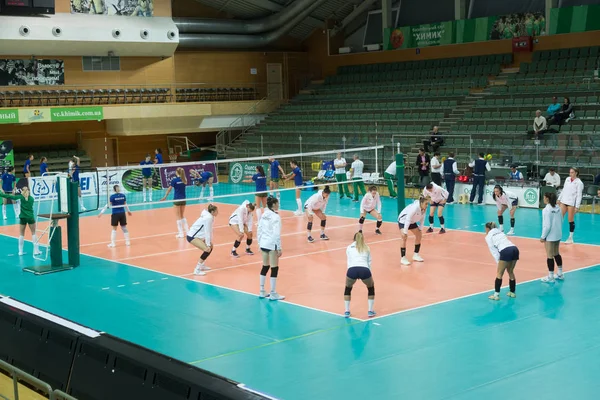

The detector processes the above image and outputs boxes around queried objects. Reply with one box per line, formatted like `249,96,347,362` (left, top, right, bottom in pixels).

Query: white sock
149,188,152,201
14,203,20,217
260,274,266,288
209,187,214,199
296,198,302,212
110,230,117,244
182,218,189,233
276,191,281,201
142,187,146,201
368,299,374,312
320,229,325,235
2,204,5,218
124,232,130,244
558,266,563,275
345,300,350,312
18,236,24,254
307,231,312,238
441,224,445,229
256,208,262,222
499,224,504,232
32,234,39,252
270,277,277,292
176,219,183,234
200,187,205,199
569,232,574,239
548,271,554,278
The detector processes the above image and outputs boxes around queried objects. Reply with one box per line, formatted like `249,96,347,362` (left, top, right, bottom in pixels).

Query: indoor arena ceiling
192,0,363,41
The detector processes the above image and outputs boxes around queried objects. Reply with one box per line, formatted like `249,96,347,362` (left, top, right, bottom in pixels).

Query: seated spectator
509,165,524,181
528,110,547,139
423,126,444,153
546,97,561,119
543,168,560,188
594,172,600,186
548,97,574,127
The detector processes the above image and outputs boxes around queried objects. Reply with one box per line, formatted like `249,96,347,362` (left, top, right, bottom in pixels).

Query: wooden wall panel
0,121,105,149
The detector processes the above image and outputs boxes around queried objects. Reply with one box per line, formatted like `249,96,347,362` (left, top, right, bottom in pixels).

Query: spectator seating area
13,148,91,176
0,86,259,107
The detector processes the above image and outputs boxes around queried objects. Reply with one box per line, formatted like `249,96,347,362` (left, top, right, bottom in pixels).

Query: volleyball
486,154,492,161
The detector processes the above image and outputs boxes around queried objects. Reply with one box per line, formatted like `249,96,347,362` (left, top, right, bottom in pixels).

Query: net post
49,223,63,268
67,180,80,268
396,152,405,214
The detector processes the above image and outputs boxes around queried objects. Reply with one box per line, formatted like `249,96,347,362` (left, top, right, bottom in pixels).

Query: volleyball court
1,146,599,320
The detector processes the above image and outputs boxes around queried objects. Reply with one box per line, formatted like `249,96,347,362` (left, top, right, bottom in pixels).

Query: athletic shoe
269,292,285,301
541,276,555,283
246,249,254,255
439,228,446,234
506,292,516,298
375,229,382,235
488,293,500,301
108,243,116,248
176,233,184,239
307,236,315,243
193,267,206,276
33,250,41,256
426,227,434,233
555,273,564,280
344,311,351,318
446,201,454,205
125,241,131,246
413,254,424,262
507,228,515,236
320,234,329,241
401,256,411,266
198,264,211,271
259,290,269,298
368,311,376,318
477,203,485,206
2,215,6,220
293,210,303,216
565,237,574,244
231,250,240,258
18,252,25,256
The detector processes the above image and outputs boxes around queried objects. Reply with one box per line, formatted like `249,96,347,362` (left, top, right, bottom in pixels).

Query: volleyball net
100,145,395,211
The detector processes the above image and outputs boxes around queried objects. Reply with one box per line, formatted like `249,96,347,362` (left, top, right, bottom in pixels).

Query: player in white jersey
485,222,519,300
358,186,383,235
344,232,376,318
304,186,331,243
422,182,448,234
229,200,256,257
187,204,218,276
257,196,285,301
558,167,584,244
492,185,518,235
540,192,564,283
397,196,428,265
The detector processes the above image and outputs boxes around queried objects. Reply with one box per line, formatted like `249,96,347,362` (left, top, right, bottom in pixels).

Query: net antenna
33,172,70,263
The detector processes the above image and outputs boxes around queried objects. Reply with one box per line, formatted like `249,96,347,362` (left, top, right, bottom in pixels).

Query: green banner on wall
50,107,104,122
0,107,103,124
549,5,600,35
0,140,14,171
228,162,269,184
0,109,18,124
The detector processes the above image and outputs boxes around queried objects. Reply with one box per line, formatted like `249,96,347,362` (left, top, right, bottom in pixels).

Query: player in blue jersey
284,160,303,216
0,167,19,220
70,155,86,211
140,154,154,202
243,165,268,221
23,154,33,179
191,168,214,202
98,185,132,248
39,157,49,176
154,148,163,164
268,154,285,201
160,167,189,238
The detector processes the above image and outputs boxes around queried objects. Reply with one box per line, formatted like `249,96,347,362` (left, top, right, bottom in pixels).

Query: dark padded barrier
68,335,268,400
0,301,78,391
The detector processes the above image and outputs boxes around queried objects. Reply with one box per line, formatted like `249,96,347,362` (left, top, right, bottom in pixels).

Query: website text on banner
385,12,546,50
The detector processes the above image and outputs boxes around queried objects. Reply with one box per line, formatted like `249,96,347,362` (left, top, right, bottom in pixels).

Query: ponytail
207,204,218,214
485,221,497,231
176,167,187,185
267,196,279,210
322,185,331,194
544,192,557,207
354,231,369,254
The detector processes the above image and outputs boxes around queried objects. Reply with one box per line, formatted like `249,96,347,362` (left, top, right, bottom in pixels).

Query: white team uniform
385,162,396,176
495,191,518,210
188,209,214,245
229,200,253,232
541,204,562,242
422,183,448,204
485,228,517,263
304,190,329,215
351,160,364,179
361,192,381,213
258,208,282,251
397,200,425,234
346,242,372,269
558,177,584,208
334,158,347,174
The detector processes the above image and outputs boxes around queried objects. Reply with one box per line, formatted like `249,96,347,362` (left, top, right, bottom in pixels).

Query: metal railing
0,359,78,400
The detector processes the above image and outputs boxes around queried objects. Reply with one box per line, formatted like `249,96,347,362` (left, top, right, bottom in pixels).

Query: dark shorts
398,222,419,230
256,193,268,198
511,199,518,207
19,218,35,226
111,213,127,227
186,235,194,243
271,178,280,183
499,246,520,262
431,202,445,208
260,246,278,253
174,201,187,207
347,266,372,280
142,175,152,180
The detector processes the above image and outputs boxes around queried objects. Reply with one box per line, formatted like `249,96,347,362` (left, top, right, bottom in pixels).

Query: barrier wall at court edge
0,296,274,400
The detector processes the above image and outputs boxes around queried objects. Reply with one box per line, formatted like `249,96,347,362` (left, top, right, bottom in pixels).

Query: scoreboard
0,0,54,15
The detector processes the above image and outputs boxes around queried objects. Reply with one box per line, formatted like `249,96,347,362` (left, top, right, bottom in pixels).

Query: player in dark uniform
99,185,132,248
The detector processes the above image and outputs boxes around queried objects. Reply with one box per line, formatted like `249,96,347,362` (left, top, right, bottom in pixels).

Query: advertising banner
0,110,18,125
0,140,14,172
549,5,600,35
51,107,104,122
160,163,219,188
2,107,105,125
70,0,154,16
29,172,98,200
0,59,64,86
454,183,539,208
228,162,269,184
